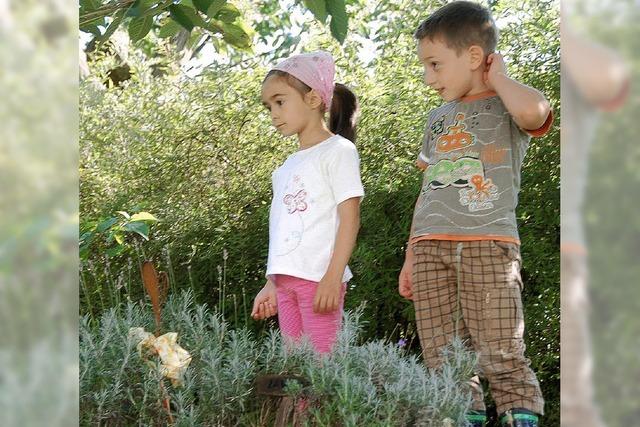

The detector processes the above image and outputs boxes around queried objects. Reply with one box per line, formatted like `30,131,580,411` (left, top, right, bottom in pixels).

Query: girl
250,51,364,354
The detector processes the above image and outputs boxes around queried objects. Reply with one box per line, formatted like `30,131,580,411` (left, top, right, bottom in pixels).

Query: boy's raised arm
485,53,551,131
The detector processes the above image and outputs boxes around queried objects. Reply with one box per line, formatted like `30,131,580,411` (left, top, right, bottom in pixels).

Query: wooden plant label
141,260,162,335
255,374,308,397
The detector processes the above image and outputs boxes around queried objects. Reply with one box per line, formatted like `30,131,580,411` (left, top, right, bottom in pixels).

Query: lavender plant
80,291,476,426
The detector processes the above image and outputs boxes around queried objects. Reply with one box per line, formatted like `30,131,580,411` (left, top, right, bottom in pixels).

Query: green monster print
423,157,500,212
425,157,484,189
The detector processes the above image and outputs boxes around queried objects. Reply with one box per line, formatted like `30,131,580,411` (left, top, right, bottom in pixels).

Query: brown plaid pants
411,239,544,415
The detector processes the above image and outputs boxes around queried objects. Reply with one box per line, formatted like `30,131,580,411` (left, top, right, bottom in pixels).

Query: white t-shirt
266,134,365,283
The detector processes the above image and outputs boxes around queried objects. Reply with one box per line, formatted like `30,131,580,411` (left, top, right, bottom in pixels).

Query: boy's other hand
398,257,414,300
484,52,507,91
251,279,278,320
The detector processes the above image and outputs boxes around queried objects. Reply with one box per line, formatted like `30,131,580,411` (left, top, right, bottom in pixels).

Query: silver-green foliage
80,291,476,426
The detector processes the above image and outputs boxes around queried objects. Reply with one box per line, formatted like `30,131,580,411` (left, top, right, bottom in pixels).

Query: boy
398,2,553,427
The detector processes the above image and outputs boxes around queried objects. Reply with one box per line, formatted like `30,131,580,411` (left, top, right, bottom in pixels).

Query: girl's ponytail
329,83,359,143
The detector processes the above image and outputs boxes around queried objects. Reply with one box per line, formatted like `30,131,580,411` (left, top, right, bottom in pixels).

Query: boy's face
261,75,314,137
417,36,476,102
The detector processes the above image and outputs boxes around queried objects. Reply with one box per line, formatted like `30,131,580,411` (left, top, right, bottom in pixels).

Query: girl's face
261,75,317,137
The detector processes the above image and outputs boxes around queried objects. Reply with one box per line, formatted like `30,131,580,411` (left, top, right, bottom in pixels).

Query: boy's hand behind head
484,53,508,91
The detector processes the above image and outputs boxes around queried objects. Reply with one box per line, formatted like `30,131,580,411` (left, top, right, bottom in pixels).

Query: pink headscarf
271,51,336,109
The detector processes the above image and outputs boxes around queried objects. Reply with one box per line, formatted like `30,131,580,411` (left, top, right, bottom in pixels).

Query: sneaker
500,408,539,427
466,410,487,427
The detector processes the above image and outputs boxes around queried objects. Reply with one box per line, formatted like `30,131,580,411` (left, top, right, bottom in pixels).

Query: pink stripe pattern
274,274,346,354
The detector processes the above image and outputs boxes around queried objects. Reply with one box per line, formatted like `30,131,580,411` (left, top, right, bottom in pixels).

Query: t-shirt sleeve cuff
335,188,365,205
524,109,554,137
417,152,429,163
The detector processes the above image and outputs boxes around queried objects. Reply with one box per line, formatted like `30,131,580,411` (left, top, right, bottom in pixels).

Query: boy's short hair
414,1,498,55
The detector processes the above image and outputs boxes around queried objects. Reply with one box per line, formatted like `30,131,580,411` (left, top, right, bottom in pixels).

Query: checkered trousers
411,239,544,415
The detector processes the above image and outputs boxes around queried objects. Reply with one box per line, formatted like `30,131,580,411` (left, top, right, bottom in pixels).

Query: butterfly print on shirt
283,190,308,214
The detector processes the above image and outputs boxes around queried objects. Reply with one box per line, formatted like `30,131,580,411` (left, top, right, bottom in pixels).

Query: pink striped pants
273,274,347,354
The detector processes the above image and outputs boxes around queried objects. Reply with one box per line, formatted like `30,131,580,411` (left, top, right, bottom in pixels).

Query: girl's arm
313,197,361,313
251,278,278,320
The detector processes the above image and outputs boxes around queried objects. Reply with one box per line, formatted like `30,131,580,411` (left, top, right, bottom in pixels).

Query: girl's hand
251,279,278,320
313,276,342,314
484,52,508,91
398,255,414,300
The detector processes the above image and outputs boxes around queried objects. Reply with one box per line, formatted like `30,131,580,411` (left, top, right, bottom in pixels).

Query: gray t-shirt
411,92,551,243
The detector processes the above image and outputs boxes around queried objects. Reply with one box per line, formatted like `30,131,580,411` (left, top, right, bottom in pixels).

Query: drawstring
454,242,463,336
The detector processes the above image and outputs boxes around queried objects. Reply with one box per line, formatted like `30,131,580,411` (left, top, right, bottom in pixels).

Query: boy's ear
305,89,324,109
468,45,486,70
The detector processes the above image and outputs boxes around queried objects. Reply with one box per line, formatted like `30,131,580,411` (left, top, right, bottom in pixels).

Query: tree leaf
80,0,102,12
79,0,103,28
106,245,125,257
216,3,240,23
139,0,159,14
303,0,327,24
105,232,115,245
221,22,252,49
116,211,130,219
205,19,223,33
123,221,150,240
96,217,118,233
158,19,182,38
169,4,197,31
205,0,227,18
81,220,98,233
326,0,348,44
129,16,154,42
114,232,125,245
130,212,159,222
193,0,213,13
79,246,90,261
79,231,94,245
126,0,143,17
